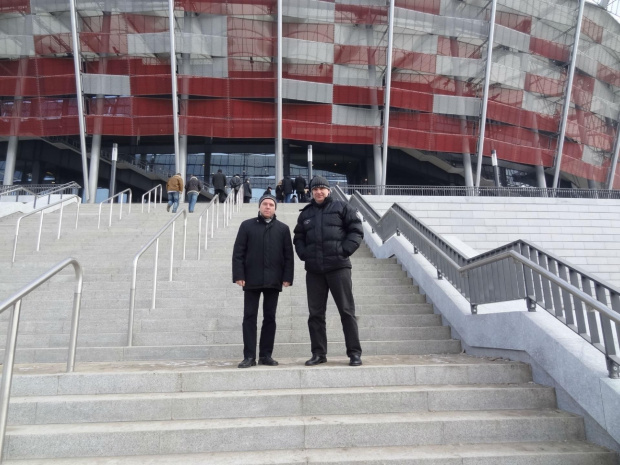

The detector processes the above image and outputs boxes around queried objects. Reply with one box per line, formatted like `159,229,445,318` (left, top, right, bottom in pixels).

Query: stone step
2,410,584,460
4,442,615,465
7,383,556,425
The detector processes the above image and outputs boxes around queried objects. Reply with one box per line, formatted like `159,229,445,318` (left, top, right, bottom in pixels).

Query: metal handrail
0,258,83,461
0,185,37,202
141,184,163,213
12,195,81,263
97,188,132,229
341,185,620,199
33,182,81,208
127,208,188,346
338,186,620,378
197,196,219,260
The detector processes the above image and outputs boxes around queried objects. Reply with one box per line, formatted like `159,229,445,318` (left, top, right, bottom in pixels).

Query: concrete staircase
0,203,615,463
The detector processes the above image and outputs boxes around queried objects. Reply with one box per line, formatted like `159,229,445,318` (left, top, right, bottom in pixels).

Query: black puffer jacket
293,196,363,273
232,214,294,291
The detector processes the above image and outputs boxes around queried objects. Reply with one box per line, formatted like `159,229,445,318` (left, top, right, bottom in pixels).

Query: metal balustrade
0,258,84,461
0,182,80,208
197,196,218,260
335,186,620,378
97,188,132,229
341,185,620,199
33,182,81,208
12,195,81,263
141,184,163,213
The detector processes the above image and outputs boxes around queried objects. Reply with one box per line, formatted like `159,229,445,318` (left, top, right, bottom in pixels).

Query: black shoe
166,204,171,212
349,354,362,366
237,358,256,368
305,355,327,366
258,356,279,366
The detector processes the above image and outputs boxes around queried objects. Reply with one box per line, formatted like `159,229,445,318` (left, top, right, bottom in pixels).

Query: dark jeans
306,268,362,357
242,288,279,359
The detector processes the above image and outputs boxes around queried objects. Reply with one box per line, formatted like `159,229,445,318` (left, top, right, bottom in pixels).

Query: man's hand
235,280,245,287
283,282,291,287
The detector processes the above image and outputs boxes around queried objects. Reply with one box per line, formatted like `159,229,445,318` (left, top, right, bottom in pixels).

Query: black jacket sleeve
232,223,248,282
341,204,363,257
282,225,295,284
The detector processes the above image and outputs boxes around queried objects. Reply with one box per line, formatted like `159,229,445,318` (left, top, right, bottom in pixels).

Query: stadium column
536,165,547,188
380,0,395,190
552,0,585,189
3,137,18,186
88,12,112,203
275,0,283,185
69,0,91,202
4,56,27,186
168,0,182,178
365,25,383,192
474,0,497,188
177,10,194,201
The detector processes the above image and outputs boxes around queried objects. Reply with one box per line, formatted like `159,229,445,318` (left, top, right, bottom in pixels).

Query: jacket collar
311,195,332,209
258,212,277,223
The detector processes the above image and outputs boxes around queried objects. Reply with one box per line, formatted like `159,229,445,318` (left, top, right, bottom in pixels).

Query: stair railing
127,209,187,346
141,184,163,213
0,257,83,461
33,182,81,208
97,188,132,229
12,195,81,263
337,186,620,379
197,196,219,260
0,185,37,203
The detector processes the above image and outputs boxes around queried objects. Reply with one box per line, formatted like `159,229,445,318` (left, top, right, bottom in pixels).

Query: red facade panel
487,101,559,133
529,37,570,63
283,104,331,124
389,88,433,112
525,73,565,97
333,86,385,107
437,37,482,59
283,23,334,43
80,33,128,55
597,63,620,88
130,75,172,96
495,11,532,34
34,34,73,56
392,50,436,73
284,64,333,84
395,0,440,15
334,45,386,66
0,0,29,13
581,17,603,44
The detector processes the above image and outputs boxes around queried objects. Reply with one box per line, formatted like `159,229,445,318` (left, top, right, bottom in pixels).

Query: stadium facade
2,0,620,201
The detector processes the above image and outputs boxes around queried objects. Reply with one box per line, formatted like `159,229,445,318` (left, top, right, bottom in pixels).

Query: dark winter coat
230,175,242,192
243,182,252,199
212,172,227,191
282,177,294,195
293,196,363,274
185,176,203,193
294,176,306,193
232,214,294,291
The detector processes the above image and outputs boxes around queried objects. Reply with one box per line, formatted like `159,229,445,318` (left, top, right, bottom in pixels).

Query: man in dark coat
212,169,227,203
232,194,294,368
293,176,364,366
294,175,307,202
243,179,252,203
282,176,294,203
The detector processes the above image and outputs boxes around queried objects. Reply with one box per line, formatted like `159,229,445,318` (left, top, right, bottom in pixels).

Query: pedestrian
243,179,252,203
275,180,284,203
232,193,294,368
294,174,307,202
282,175,294,203
166,173,184,213
212,169,227,203
185,175,203,213
230,173,242,204
263,186,273,196
293,176,364,367
291,194,298,203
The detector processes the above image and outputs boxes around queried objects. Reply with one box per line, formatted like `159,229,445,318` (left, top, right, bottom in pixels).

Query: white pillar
462,153,473,187
168,0,180,174
380,0,395,189
88,134,101,202
275,0,283,185
3,136,18,185
536,164,547,188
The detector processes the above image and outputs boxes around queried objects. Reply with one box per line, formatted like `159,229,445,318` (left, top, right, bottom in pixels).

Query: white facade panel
0,16,32,36
283,38,334,64
602,30,620,57
177,33,227,57
436,56,484,79
82,74,131,96
31,0,74,13
283,0,335,23
283,79,333,104
440,0,488,20
179,14,227,37
579,41,617,70
333,64,381,87
0,36,35,57
392,33,438,55
128,33,169,55
491,62,526,89
433,95,480,117
581,145,605,167
576,53,599,78
188,58,228,78
530,20,572,46
522,91,559,116
593,80,616,103
590,95,620,121
394,8,486,40
527,56,564,80
332,105,380,126
334,24,386,47
494,25,530,53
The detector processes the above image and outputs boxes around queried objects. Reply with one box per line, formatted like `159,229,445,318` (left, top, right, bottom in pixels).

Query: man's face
312,187,329,203
259,199,276,218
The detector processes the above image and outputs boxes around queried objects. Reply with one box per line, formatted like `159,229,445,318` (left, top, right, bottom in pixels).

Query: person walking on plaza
293,176,364,367
243,179,252,203
263,186,273,196
282,175,294,203
294,174,307,202
232,193,294,368
166,173,184,213
185,175,203,213
275,180,284,203
212,169,227,203
230,173,242,204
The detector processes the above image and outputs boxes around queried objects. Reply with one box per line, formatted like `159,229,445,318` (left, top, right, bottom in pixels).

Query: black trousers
214,189,226,203
242,288,279,359
306,268,362,357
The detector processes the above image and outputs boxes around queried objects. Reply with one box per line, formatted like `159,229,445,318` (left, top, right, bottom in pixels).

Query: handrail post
66,263,84,372
57,201,65,240
183,214,187,261
0,301,22,462
108,197,114,227
198,216,202,260
152,238,160,310
169,222,175,282
36,210,44,252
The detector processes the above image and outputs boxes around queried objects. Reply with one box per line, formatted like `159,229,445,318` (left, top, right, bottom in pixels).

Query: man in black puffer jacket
293,176,364,367
232,194,294,368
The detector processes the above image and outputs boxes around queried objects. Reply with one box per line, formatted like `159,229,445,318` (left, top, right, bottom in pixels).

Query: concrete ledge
362,220,620,454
